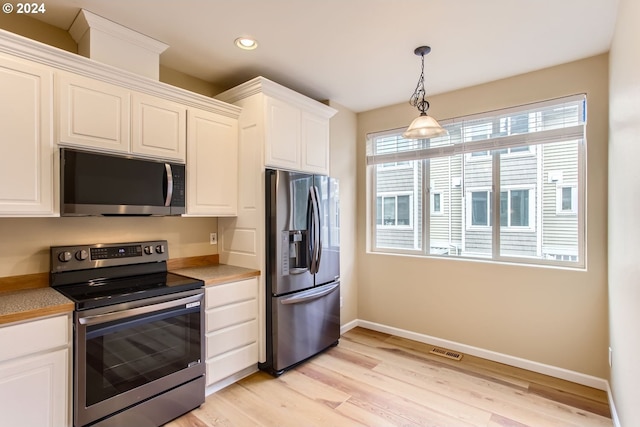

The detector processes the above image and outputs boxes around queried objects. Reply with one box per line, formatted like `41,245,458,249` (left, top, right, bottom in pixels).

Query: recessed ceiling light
234,37,258,50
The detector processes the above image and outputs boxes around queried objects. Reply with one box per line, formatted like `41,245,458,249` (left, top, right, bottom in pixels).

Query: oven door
74,289,204,427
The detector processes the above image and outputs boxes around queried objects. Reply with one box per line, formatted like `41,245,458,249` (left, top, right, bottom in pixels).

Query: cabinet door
132,93,186,161
301,111,330,174
0,348,69,427
58,72,130,153
186,108,238,216
264,96,301,171
0,54,54,215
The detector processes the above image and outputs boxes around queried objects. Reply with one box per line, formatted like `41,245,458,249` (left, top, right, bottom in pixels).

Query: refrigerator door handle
313,185,323,271
308,186,321,274
279,282,339,305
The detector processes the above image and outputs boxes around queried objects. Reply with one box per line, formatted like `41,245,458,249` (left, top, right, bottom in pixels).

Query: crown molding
68,9,169,55
0,29,240,119
216,76,337,119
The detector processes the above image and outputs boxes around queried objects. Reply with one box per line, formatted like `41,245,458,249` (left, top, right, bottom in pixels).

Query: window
502,189,531,227
431,192,442,215
557,185,577,214
376,194,412,227
366,94,586,267
470,191,490,226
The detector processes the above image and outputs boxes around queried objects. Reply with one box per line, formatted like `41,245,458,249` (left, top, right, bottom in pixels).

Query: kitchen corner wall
0,217,219,277
356,54,610,379
328,101,358,326
608,0,640,423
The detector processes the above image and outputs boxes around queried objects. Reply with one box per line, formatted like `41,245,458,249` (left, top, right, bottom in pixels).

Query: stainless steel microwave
60,148,186,216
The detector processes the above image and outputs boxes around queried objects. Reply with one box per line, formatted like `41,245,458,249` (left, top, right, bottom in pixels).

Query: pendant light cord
409,53,430,115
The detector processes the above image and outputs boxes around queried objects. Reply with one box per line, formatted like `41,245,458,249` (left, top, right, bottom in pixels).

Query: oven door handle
78,293,203,326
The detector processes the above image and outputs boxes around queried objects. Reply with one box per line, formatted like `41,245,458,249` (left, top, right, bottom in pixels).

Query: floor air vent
430,347,463,361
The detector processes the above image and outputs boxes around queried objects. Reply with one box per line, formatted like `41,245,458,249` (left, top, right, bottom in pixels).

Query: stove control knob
155,244,165,254
58,251,72,263
75,249,88,261
144,245,153,255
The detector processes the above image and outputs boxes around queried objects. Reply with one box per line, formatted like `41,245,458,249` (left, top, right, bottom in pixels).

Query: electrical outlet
209,232,217,245
609,347,613,367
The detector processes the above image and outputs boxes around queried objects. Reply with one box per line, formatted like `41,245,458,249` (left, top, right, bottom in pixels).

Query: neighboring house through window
366,94,586,267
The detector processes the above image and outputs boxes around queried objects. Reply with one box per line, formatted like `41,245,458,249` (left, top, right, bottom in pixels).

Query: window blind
366,94,586,166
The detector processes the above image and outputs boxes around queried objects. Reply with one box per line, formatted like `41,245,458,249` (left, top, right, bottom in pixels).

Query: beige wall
159,65,220,97
0,15,218,96
357,54,609,378
0,217,218,277
608,0,640,423
329,101,358,325
0,13,76,53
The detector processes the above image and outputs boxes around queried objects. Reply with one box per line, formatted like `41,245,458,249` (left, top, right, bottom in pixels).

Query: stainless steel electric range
50,240,205,427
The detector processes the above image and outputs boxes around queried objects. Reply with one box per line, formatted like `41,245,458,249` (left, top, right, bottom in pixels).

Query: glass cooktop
55,272,203,310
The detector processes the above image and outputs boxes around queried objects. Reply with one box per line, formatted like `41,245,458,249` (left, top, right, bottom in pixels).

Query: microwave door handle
164,163,174,207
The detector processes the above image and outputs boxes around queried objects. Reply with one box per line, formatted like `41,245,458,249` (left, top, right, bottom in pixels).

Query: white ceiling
34,0,619,113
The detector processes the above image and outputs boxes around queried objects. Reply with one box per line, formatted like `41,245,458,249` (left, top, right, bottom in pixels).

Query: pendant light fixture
402,46,447,139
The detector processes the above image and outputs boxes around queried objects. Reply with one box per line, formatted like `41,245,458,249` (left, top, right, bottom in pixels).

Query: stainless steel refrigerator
261,168,340,376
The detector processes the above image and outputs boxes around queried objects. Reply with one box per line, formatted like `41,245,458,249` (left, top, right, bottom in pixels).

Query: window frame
556,185,578,215
366,94,586,269
375,192,414,229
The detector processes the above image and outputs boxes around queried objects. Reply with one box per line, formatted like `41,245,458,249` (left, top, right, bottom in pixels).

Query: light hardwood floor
166,327,612,427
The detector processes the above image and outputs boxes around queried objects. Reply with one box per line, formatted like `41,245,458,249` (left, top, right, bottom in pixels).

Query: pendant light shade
403,113,448,139
403,46,447,140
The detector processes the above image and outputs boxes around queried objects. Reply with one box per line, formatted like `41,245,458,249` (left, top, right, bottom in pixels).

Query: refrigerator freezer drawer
272,281,340,373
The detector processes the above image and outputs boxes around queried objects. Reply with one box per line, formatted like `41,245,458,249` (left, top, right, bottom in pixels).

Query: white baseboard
341,319,609,391
606,382,621,427
205,365,258,396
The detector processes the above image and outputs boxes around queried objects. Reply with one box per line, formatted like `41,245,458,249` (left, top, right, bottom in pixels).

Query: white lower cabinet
204,277,258,386
0,315,70,427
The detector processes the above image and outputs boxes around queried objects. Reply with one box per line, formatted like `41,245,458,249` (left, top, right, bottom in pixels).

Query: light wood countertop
173,264,260,286
0,254,258,326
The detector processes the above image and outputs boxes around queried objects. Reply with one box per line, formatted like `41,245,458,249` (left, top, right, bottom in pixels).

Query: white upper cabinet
217,76,337,175
1,30,241,216
58,72,131,153
264,96,301,171
0,53,55,216
186,108,238,216
132,93,186,161
301,110,331,174
58,73,187,162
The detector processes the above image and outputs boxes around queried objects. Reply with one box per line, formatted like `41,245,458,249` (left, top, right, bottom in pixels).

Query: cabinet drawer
206,319,257,358
205,278,257,309
206,299,257,332
0,315,69,363
206,342,258,385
